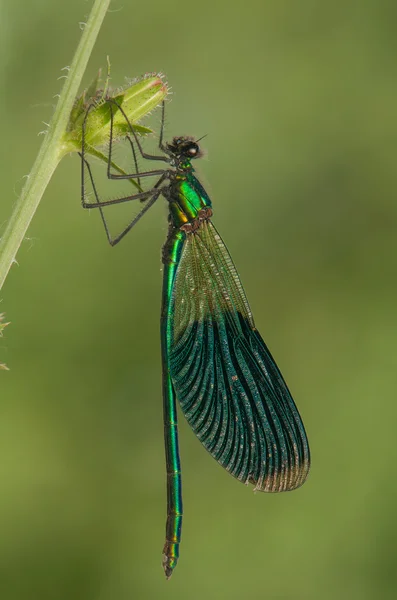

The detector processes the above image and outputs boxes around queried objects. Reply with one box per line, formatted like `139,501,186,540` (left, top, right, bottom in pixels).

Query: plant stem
0,0,111,292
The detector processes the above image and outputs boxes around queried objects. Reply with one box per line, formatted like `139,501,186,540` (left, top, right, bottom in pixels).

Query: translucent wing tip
249,458,311,493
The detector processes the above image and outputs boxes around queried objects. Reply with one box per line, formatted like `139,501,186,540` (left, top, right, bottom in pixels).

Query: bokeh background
1,1,397,598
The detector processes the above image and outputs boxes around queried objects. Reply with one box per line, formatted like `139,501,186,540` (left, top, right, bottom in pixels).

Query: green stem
0,0,111,291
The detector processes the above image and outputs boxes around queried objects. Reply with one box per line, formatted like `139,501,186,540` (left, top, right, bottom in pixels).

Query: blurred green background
1,1,397,599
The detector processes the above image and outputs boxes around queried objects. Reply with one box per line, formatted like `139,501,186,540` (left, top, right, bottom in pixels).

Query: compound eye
187,143,199,157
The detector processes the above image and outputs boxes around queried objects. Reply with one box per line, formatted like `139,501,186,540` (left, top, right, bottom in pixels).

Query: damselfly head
167,136,203,159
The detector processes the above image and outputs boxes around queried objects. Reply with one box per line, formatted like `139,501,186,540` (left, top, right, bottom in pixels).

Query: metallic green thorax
168,171,212,229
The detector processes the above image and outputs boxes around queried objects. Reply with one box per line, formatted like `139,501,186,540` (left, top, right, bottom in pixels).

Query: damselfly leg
80,100,169,246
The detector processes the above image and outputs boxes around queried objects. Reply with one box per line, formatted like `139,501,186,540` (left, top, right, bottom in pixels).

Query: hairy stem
0,0,111,291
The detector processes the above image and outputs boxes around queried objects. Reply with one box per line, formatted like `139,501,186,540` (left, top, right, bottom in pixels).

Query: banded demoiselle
80,100,310,578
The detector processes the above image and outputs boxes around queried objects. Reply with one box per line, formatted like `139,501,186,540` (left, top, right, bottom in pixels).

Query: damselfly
80,100,310,578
